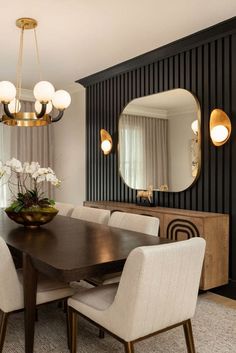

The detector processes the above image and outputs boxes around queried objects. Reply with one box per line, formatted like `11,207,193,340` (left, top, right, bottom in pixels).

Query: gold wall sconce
100,129,112,155
210,109,231,147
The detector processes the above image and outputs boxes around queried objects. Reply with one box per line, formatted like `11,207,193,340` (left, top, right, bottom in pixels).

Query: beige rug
3,293,236,353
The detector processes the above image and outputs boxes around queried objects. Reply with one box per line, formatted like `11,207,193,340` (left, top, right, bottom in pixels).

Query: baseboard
229,279,236,288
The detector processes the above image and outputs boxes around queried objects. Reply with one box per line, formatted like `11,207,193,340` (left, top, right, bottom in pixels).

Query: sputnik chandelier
0,18,71,127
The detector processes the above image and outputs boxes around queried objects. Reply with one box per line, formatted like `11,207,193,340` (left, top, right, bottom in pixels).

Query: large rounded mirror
119,89,201,192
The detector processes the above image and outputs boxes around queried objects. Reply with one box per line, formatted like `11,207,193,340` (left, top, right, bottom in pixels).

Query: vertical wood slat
223,36,231,215
202,43,210,212
190,47,197,211
85,33,235,280
230,33,236,280
216,38,224,213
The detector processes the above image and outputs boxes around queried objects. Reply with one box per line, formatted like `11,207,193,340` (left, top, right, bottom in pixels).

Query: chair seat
87,272,121,286
68,283,118,311
17,269,75,308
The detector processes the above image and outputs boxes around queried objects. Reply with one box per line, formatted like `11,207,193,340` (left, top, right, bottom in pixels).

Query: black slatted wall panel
80,19,236,280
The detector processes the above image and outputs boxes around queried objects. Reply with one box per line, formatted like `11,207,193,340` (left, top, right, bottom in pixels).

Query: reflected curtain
119,114,168,189
0,101,53,207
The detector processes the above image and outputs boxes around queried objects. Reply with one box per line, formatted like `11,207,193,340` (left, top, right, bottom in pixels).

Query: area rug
3,294,236,353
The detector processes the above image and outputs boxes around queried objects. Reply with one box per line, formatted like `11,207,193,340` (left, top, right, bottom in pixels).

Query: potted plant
0,158,60,227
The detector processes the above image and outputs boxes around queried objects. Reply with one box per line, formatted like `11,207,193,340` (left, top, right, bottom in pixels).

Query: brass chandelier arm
3,103,15,119
36,103,47,119
52,110,65,123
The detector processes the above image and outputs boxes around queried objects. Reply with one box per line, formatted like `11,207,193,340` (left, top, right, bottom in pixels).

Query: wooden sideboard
84,201,229,291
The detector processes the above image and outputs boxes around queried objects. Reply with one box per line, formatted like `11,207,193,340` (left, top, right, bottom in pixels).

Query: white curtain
119,114,168,190
0,101,53,207
0,124,11,206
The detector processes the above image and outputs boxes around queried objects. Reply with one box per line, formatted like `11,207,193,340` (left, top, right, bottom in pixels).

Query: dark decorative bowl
5,208,58,228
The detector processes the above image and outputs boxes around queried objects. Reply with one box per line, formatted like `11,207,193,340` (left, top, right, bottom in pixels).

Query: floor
204,292,236,309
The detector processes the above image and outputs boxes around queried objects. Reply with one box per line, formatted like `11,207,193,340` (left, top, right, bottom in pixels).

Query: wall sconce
100,129,112,155
210,109,231,147
191,120,199,135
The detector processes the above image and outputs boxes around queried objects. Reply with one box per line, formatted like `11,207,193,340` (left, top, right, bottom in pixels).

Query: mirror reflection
119,89,201,192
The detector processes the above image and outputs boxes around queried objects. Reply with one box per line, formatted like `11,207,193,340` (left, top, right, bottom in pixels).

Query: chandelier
0,18,71,127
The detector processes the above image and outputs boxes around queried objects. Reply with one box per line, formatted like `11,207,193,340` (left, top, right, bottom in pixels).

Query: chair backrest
71,206,110,225
110,238,205,341
55,202,74,217
0,237,23,313
108,211,159,236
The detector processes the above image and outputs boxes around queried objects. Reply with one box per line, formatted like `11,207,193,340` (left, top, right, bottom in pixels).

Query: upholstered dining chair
55,202,74,217
108,211,159,236
0,236,75,353
68,238,206,353
87,212,160,286
71,206,110,225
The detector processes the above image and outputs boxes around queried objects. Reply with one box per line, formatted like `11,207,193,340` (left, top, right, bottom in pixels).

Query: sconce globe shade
35,100,53,114
52,90,71,110
33,81,55,102
210,125,229,143
101,139,112,154
0,81,16,103
191,119,198,135
8,98,21,113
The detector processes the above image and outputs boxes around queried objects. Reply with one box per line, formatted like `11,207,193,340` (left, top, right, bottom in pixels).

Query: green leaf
14,204,24,213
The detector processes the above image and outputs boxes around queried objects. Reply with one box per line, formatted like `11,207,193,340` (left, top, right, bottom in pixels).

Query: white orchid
1,158,60,211
0,161,4,178
46,173,61,186
0,161,11,178
6,158,23,173
23,161,40,175
3,165,11,175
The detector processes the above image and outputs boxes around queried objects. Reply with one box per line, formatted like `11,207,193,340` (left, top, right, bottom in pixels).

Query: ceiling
0,0,235,91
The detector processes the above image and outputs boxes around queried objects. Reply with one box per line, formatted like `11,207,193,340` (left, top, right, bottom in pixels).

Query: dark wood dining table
0,211,170,353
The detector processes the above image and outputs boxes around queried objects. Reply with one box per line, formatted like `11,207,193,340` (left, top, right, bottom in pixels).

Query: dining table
0,210,170,353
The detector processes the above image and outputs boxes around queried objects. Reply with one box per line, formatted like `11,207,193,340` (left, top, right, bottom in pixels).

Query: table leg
23,253,38,353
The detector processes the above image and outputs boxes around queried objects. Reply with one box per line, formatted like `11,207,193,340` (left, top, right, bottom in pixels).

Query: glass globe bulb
191,120,198,135
101,140,112,154
35,100,53,114
210,125,228,143
0,81,16,103
33,81,55,103
8,98,21,113
52,90,71,110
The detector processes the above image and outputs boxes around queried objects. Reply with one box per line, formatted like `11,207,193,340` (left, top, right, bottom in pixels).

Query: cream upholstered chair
0,237,75,353
71,206,110,225
68,238,206,353
87,212,160,286
55,202,74,217
108,211,159,236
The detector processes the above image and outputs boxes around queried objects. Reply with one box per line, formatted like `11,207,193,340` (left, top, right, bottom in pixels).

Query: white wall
52,85,86,205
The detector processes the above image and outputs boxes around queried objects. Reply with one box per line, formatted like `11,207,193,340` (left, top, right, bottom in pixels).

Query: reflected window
119,89,201,192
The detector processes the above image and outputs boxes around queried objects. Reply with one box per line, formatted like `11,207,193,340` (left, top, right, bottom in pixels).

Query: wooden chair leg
183,319,196,353
63,299,68,313
69,307,77,353
99,328,105,338
0,311,8,353
67,306,71,350
124,341,134,353
35,308,38,322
